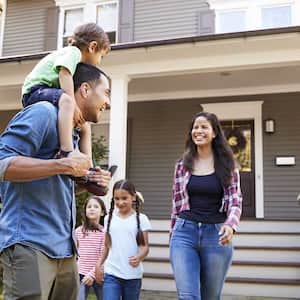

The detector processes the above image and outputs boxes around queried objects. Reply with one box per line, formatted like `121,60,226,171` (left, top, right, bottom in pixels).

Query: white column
108,75,129,181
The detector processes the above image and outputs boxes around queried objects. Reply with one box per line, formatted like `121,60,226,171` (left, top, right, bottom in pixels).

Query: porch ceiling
0,29,300,107
128,65,300,101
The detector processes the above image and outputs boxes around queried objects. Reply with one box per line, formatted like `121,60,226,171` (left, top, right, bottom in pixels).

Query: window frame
95,0,118,45
0,0,7,57
209,0,298,33
57,0,118,49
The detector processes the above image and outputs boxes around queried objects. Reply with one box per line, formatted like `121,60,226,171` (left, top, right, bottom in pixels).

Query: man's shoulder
23,102,57,119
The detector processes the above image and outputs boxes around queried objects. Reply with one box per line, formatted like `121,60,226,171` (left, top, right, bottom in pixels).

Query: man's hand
87,166,111,188
81,274,94,286
61,150,90,177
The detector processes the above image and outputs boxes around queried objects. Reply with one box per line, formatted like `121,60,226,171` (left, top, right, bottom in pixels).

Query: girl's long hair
81,196,107,236
183,111,235,188
105,179,145,248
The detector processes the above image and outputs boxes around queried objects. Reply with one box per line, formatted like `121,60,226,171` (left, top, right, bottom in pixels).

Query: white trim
201,101,264,219
57,5,85,49
56,0,118,48
209,0,298,32
0,0,7,56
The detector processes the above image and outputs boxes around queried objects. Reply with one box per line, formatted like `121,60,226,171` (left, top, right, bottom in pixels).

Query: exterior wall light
265,119,275,134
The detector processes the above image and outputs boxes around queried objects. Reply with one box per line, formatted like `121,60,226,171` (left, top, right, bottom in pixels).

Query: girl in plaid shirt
170,112,242,300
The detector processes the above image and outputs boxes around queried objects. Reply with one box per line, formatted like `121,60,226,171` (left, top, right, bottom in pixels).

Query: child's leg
122,278,141,300
79,123,93,166
58,93,75,152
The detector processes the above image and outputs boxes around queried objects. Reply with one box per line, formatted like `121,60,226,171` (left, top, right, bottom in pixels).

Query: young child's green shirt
22,46,81,95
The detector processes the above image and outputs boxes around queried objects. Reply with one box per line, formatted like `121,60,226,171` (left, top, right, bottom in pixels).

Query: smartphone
108,165,118,177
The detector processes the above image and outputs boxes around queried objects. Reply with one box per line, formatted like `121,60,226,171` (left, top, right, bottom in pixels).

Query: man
0,62,111,300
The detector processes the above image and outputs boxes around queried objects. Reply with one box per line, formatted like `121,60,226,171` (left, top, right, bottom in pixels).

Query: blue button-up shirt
0,102,77,258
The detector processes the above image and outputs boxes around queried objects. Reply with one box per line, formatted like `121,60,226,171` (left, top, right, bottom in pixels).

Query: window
63,8,83,46
218,10,246,33
261,5,292,28
59,1,118,48
96,2,117,44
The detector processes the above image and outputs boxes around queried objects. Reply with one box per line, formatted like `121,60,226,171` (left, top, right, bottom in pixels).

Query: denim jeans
22,85,64,108
103,274,141,300
170,218,233,300
78,274,103,300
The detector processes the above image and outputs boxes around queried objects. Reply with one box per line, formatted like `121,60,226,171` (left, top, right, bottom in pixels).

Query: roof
0,26,299,64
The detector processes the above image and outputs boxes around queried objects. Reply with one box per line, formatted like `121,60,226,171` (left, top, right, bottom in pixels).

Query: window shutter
118,0,134,43
44,7,59,51
198,7,215,35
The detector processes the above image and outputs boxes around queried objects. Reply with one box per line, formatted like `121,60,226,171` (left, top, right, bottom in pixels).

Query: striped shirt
75,225,105,279
171,160,242,234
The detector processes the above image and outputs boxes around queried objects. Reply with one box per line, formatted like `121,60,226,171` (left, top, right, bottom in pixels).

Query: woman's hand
218,225,234,246
81,274,94,286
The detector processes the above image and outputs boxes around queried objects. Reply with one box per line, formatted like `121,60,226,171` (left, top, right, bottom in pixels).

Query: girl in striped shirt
76,196,107,300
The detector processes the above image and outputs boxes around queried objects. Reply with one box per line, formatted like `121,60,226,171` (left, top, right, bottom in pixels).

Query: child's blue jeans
170,218,233,300
78,274,103,300
22,85,64,108
103,274,141,300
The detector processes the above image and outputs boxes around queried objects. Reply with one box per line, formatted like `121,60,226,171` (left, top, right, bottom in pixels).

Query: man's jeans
103,274,141,300
78,274,103,300
170,218,233,300
0,244,79,300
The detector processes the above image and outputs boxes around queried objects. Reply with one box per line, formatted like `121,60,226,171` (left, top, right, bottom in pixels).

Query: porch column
108,75,129,181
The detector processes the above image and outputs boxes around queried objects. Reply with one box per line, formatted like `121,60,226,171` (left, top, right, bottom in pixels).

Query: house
0,0,300,298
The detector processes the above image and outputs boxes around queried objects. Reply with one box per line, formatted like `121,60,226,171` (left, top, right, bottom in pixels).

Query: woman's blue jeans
170,218,233,300
103,273,141,300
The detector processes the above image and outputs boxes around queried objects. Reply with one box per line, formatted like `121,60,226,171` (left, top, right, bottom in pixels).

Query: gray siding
134,0,212,41
127,100,202,219
3,0,56,56
128,94,300,220
263,95,300,219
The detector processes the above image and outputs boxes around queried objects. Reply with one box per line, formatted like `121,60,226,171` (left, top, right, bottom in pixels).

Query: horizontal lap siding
128,95,300,220
263,96,300,219
3,0,55,56
134,0,208,41
127,100,201,219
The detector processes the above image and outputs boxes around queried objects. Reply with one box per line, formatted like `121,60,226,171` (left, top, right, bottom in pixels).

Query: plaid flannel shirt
170,160,242,234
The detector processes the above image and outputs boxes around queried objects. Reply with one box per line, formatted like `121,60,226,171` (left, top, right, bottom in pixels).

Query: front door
221,120,255,218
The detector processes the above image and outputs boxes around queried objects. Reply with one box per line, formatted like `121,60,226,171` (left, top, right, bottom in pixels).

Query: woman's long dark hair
81,196,107,235
105,179,145,248
183,111,235,188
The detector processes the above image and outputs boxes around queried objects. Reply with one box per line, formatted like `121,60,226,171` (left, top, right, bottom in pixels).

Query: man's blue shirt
0,102,77,258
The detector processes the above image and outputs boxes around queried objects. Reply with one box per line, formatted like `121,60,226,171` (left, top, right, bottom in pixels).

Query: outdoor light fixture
265,119,275,134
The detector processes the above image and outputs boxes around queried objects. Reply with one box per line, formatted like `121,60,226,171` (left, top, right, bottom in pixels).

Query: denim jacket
0,102,77,258
171,159,242,234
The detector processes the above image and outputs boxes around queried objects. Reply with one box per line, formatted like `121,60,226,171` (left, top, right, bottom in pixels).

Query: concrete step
150,219,300,233
142,274,300,298
143,258,300,280
140,290,295,300
149,230,300,247
148,243,300,262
